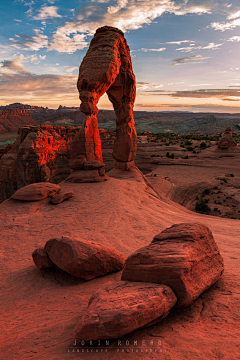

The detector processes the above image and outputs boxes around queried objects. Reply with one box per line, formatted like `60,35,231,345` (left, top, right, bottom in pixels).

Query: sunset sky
1,0,240,112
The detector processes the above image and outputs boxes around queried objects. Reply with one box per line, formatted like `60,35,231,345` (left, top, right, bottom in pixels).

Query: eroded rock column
70,25,137,174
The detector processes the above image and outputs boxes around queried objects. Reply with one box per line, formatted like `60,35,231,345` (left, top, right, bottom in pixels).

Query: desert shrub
203,188,210,195
186,146,194,151
225,173,235,177
185,140,192,145
183,155,189,159
214,208,218,211
200,142,207,149
195,200,211,214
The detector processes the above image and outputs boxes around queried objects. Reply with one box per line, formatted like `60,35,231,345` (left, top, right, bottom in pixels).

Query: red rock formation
218,127,237,150
11,182,61,201
121,223,224,307
74,281,177,340
44,237,125,280
0,109,37,134
32,248,56,270
72,25,137,168
51,190,74,204
0,125,78,202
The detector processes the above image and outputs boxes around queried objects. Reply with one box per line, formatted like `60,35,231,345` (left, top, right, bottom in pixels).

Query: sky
1,0,240,112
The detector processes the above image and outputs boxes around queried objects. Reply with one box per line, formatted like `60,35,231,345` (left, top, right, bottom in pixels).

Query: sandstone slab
122,223,224,307
32,248,55,270
65,170,107,183
84,160,105,170
51,191,74,204
69,155,86,170
10,182,61,201
44,237,125,280
74,281,177,340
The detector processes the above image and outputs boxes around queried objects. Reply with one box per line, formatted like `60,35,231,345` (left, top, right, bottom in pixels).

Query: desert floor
0,158,239,360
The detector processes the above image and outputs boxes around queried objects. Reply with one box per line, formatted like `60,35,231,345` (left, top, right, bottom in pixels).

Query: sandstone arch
70,26,137,169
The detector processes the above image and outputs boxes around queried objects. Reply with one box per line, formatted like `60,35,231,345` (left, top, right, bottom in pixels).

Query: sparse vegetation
195,199,211,214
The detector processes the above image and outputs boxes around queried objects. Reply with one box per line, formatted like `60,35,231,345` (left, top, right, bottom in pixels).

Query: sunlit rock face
0,125,78,202
71,25,137,167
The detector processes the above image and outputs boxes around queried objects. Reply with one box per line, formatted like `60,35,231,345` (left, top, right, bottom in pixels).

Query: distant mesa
0,108,37,134
0,103,48,111
217,127,237,150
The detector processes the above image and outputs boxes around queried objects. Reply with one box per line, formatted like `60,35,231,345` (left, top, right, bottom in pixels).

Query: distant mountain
0,109,37,134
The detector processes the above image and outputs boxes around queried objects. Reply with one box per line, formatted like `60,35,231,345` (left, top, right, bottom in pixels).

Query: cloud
211,10,240,31
140,47,166,52
171,54,210,66
166,40,192,45
65,66,78,73
227,10,240,20
228,35,240,42
168,88,240,99
32,6,62,20
1,55,28,74
9,29,48,51
176,42,222,52
0,56,78,100
48,0,214,53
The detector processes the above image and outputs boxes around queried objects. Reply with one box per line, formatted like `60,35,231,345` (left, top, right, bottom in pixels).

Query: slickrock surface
32,248,55,270
10,182,61,201
72,26,137,164
217,127,237,150
0,171,239,360
65,169,107,183
122,223,224,307
44,237,125,280
51,190,74,204
74,281,177,340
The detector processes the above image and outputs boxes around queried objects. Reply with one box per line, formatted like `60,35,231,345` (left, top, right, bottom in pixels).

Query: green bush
200,142,207,149
195,199,211,214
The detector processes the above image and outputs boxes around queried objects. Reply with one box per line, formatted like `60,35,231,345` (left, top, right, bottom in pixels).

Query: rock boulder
44,237,125,280
121,223,224,307
11,182,61,201
74,281,177,340
218,127,237,150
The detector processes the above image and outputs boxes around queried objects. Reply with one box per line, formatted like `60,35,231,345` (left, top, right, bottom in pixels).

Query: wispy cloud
166,40,192,45
171,54,210,66
228,35,240,42
0,56,78,99
211,9,240,31
9,29,48,51
47,0,214,53
1,54,28,74
140,47,166,52
32,6,62,20
176,42,222,52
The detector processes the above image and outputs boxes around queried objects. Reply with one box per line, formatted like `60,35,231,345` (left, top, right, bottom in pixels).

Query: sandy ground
0,166,239,360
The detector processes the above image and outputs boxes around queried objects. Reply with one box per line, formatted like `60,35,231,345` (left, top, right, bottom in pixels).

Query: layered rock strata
11,182,61,201
43,237,125,280
71,25,137,172
0,125,78,202
121,223,224,307
74,281,177,340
